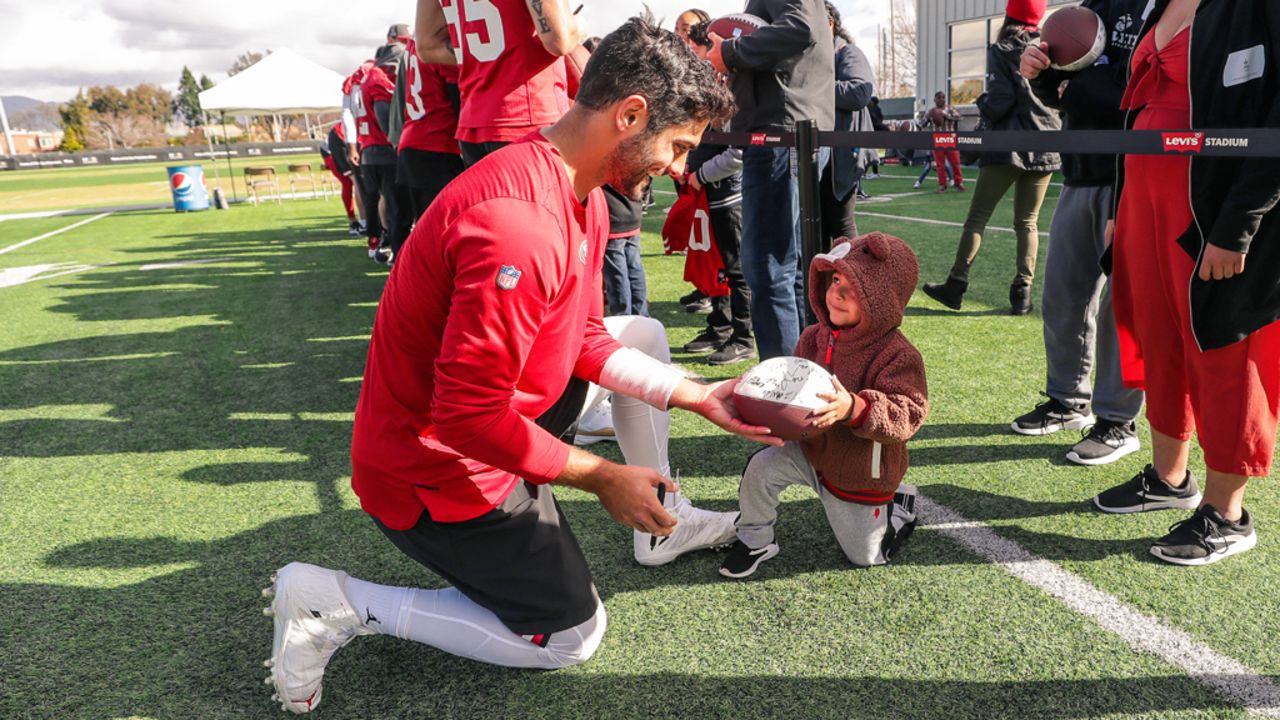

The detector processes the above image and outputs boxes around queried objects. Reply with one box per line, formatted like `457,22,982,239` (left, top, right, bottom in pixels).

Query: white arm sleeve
598,347,685,411
341,95,358,144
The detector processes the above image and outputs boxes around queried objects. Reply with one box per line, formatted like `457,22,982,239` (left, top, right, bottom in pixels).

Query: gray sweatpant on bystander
735,441,899,567
1040,185,1144,422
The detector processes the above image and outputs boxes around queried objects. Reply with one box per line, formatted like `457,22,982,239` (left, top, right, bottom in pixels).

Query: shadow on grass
0,214,379,514
0,498,1238,720
1,502,1242,719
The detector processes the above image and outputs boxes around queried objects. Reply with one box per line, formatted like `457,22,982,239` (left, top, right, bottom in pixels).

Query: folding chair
244,166,282,205
288,163,320,198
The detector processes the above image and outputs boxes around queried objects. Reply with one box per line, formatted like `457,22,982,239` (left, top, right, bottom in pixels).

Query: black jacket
720,0,835,132
1030,0,1146,186
830,38,876,200
976,28,1062,172
1115,0,1280,350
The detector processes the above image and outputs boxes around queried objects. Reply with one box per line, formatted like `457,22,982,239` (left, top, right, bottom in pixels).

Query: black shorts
373,479,598,635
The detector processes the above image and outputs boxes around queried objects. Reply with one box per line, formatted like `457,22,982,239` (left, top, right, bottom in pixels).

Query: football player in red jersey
355,43,409,262
414,0,587,166
395,37,465,221
264,16,745,712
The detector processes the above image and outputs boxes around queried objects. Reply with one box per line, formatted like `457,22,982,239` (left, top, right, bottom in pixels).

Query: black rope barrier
704,128,1280,157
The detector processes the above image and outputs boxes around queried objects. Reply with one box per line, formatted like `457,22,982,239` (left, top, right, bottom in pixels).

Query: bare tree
228,50,271,77
876,0,917,98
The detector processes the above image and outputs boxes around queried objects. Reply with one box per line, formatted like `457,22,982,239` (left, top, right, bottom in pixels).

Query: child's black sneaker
1011,395,1094,436
719,540,779,579
1150,505,1256,566
1066,419,1140,466
1092,464,1202,514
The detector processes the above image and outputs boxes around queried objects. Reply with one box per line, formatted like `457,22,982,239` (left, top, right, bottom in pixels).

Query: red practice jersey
351,133,617,529
355,66,395,150
440,0,570,143
399,39,462,155
662,186,729,297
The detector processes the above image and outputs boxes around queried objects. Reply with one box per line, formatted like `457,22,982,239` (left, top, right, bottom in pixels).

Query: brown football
1041,6,1106,71
708,13,767,40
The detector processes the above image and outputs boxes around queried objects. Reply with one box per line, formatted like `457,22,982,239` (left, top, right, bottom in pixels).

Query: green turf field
1,166,1276,720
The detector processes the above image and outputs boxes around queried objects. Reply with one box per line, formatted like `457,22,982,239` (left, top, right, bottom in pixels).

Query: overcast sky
0,0,890,103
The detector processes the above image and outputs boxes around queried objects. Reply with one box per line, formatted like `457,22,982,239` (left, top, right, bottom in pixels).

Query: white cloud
0,0,889,103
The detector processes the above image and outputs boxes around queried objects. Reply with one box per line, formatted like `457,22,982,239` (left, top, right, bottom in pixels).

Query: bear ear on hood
864,232,892,261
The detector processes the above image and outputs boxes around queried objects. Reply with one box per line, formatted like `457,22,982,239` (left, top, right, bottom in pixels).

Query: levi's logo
1162,132,1204,153
933,133,957,149
750,133,767,145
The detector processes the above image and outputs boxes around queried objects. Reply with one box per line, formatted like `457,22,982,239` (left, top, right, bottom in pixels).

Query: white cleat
265,562,373,714
263,606,274,617
262,587,275,598
633,494,737,566
263,658,275,668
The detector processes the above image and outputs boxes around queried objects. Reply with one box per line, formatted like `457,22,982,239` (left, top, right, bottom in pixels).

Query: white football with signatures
733,356,836,441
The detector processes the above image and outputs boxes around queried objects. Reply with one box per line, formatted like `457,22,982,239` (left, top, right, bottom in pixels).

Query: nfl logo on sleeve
497,265,522,290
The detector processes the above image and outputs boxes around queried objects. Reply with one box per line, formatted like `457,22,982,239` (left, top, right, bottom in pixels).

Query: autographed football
733,357,837,441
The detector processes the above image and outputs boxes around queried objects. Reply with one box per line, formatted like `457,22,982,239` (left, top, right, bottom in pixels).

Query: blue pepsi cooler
167,165,210,212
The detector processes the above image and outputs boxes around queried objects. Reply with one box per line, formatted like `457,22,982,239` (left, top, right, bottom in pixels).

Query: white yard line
857,210,1050,237
919,494,1280,718
0,212,112,256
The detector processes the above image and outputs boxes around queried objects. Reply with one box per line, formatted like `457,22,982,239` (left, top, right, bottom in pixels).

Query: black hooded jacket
976,26,1062,172
1114,0,1280,350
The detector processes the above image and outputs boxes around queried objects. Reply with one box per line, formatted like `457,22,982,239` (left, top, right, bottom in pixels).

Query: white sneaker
263,562,373,714
573,396,616,446
634,494,737,566
913,181,922,189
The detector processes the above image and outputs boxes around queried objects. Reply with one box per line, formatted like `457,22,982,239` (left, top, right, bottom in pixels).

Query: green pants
947,164,1054,287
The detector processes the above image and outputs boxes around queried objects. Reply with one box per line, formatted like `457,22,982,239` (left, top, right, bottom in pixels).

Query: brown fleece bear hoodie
795,232,928,505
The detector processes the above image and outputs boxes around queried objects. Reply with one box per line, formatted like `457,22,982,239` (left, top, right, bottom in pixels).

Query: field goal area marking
0,212,112,257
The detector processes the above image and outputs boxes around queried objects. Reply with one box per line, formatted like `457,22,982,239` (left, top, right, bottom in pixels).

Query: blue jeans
603,235,648,316
741,145,827,358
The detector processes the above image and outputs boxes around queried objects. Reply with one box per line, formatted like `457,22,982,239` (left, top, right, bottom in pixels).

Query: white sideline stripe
858,210,1050,237
0,212,112,256
919,494,1280,718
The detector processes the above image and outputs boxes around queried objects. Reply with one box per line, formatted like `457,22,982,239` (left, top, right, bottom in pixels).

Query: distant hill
2,95,61,132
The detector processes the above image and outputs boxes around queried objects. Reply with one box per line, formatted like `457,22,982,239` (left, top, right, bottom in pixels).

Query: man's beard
604,135,656,201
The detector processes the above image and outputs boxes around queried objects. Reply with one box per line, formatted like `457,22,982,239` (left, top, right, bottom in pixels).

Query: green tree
174,66,205,127
58,91,91,151
199,74,215,91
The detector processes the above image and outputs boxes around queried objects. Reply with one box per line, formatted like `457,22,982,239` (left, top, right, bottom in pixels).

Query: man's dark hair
576,12,735,133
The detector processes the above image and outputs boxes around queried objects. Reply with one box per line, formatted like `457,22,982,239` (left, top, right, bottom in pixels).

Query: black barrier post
796,118,822,327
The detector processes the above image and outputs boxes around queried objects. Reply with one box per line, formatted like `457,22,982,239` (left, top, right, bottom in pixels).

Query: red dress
1112,27,1280,476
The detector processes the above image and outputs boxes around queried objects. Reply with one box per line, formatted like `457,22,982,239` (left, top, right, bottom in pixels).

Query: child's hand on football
811,377,854,430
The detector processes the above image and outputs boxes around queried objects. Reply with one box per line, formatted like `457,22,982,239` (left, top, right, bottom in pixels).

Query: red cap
1005,0,1047,26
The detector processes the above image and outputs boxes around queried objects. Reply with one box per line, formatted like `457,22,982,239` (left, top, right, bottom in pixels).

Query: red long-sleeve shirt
351,133,618,528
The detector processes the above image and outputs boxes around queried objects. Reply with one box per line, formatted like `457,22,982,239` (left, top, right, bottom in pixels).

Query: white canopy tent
198,47,346,201
199,47,345,117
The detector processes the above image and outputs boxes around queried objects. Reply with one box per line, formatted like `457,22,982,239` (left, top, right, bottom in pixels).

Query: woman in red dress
1093,0,1280,564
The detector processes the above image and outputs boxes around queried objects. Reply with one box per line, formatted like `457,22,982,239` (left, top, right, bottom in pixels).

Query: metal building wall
916,0,1074,113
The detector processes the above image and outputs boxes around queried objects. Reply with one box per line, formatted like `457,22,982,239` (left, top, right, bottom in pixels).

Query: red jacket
795,233,929,504
351,133,618,528
661,185,729,297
